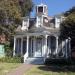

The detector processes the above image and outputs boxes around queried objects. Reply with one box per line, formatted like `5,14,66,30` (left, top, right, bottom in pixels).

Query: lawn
25,65,75,75
0,63,21,75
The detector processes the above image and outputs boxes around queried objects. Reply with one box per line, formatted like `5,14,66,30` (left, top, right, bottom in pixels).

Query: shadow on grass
38,63,75,72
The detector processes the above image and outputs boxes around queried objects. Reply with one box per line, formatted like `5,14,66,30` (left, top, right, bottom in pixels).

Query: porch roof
15,26,60,37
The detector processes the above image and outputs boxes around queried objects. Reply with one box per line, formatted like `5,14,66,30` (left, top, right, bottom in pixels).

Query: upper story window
23,20,28,26
21,17,29,30
37,16,42,27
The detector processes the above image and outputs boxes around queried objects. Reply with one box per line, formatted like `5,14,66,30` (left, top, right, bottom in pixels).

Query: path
7,64,33,75
7,58,44,75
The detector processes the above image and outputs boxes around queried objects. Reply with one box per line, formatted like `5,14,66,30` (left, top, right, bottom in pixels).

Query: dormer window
21,17,29,30
23,20,27,26
38,16,42,26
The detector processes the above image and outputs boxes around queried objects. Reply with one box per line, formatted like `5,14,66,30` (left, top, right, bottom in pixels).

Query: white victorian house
13,3,71,63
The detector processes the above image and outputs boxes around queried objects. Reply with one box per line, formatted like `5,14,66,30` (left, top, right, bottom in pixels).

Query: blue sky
31,0,75,17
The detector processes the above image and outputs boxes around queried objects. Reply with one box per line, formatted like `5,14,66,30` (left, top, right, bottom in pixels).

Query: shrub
4,42,13,57
0,56,23,63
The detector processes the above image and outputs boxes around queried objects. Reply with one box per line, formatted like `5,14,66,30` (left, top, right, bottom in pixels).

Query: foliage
0,56,23,63
4,41,13,57
0,0,33,56
19,0,33,16
60,6,75,48
0,0,33,40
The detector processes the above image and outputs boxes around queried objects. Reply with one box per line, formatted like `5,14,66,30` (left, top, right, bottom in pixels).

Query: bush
4,42,13,57
0,56,23,63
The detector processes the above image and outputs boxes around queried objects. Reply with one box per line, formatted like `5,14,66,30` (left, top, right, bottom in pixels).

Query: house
13,3,71,63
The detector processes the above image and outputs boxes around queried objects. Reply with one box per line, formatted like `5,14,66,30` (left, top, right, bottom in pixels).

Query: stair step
25,57,44,65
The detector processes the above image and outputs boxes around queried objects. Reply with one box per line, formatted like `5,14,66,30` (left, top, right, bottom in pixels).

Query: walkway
7,58,44,75
7,64,33,75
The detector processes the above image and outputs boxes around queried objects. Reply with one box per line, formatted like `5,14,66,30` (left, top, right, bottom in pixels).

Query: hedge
0,56,24,63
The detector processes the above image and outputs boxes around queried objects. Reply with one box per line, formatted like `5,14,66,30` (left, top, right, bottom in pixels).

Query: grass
25,65,75,75
0,63,21,75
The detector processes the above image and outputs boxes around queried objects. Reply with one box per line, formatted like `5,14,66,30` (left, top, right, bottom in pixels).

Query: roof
15,25,60,37
15,16,61,36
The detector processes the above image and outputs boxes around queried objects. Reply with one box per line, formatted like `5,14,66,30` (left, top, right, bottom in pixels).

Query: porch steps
25,57,44,65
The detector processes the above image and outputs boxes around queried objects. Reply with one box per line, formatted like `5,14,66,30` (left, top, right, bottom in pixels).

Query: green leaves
0,0,33,42
60,6,75,48
19,0,33,16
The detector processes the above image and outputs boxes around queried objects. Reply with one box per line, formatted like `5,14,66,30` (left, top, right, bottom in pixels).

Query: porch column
26,36,29,57
34,37,36,56
56,36,58,57
13,37,16,56
68,37,71,58
45,35,48,54
65,39,68,58
44,35,48,61
21,37,23,55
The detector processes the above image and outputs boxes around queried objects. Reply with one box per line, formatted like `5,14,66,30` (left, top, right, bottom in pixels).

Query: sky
31,0,75,17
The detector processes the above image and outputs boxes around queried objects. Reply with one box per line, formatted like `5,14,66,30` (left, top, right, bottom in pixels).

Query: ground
0,63,21,75
25,65,75,75
0,63,75,75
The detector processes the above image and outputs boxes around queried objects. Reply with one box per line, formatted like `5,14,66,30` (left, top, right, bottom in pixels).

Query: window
38,16,42,26
38,7,43,13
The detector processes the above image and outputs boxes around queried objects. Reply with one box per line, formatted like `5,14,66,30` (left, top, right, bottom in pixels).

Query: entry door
34,38,42,57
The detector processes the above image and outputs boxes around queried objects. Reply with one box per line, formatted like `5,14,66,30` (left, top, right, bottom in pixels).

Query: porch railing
24,52,28,63
44,38,70,61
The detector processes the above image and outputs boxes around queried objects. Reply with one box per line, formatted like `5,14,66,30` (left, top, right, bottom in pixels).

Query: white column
49,37,51,54
44,35,48,55
44,35,48,61
34,37,36,57
65,39,68,58
13,37,16,56
21,37,23,55
27,36,29,57
31,38,32,56
68,37,71,58
56,36,58,57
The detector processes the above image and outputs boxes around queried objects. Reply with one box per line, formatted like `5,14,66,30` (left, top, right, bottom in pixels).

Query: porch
13,34,71,63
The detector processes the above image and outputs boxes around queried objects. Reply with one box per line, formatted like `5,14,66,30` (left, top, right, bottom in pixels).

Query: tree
60,6,75,48
0,0,33,56
0,0,33,40
19,0,33,16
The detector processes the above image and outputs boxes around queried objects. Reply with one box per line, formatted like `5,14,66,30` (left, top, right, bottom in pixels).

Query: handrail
24,52,28,63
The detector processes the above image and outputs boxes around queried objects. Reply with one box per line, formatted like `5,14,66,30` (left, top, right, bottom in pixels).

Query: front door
34,38,42,57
